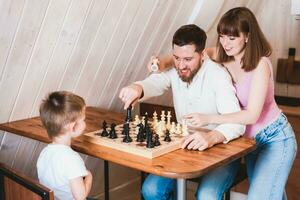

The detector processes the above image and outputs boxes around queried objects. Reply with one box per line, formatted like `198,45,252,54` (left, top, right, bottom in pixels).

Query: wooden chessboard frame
83,122,183,159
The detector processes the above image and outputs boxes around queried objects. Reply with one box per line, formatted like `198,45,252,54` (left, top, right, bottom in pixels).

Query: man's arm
182,129,225,151
119,72,172,109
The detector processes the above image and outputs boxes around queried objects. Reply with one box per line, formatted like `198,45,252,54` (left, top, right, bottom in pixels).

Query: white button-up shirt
136,58,245,143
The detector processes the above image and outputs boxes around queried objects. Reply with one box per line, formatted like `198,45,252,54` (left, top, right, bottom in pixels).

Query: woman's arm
185,58,271,125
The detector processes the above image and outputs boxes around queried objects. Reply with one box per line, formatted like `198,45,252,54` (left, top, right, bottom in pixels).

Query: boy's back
37,144,88,200
37,91,92,200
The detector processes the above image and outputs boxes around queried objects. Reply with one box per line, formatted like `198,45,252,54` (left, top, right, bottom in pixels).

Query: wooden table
0,107,256,200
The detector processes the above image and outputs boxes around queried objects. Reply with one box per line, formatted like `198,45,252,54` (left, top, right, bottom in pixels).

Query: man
119,24,245,200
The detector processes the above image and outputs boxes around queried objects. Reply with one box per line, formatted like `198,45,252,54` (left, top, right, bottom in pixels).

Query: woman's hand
146,55,174,73
183,113,210,127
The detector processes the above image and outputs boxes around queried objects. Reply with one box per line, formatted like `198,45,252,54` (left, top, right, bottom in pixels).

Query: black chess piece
101,121,109,137
154,134,161,146
123,122,132,143
144,112,149,129
109,123,117,139
164,130,171,142
136,123,144,142
146,129,154,148
125,105,133,122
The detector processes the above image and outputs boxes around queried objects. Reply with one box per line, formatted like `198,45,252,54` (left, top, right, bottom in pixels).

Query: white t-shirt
37,144,88,200
136,58,245,143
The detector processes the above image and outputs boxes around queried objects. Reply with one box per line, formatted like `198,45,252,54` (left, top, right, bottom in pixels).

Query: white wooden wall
0,0,299,198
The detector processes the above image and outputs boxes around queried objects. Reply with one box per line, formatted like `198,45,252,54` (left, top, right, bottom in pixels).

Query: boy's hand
119,84,143,109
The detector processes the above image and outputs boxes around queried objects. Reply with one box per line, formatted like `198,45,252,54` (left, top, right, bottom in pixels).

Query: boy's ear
67,121,76,132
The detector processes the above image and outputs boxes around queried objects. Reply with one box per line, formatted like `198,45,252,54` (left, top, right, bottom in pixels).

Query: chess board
83,122,184,159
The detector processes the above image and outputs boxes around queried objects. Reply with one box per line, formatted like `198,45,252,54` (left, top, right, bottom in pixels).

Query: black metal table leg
104,160,109,200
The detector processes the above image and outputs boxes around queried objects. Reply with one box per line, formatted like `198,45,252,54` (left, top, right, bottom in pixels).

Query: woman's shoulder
252,56,272,77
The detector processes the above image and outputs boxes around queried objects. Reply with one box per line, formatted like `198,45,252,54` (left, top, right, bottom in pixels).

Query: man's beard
176,62,201,83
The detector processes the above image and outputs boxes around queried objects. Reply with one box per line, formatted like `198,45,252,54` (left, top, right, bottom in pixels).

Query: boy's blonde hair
39,91,85,139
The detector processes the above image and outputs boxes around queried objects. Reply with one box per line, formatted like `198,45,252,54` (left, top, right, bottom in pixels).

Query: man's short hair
172,24,207,52
39,91,85,139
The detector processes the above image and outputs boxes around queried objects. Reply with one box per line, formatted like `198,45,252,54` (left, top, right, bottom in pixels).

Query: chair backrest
139,102,177,122
0,162,54,200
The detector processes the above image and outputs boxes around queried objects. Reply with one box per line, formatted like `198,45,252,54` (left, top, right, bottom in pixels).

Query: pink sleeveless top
234,57,281,138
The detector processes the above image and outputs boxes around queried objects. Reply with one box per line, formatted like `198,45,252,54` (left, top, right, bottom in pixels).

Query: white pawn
134,115,140,125
156,122,164,136
170,122,176,134
175,123,182,135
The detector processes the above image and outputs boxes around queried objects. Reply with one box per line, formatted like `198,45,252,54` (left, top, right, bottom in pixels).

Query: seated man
119,24,245,200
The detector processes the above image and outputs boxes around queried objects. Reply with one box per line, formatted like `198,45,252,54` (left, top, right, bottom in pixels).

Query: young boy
37,91,92,200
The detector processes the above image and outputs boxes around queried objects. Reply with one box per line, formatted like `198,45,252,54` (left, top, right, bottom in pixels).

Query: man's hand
184,113,210,127
181,131,225,151
119,84,143,109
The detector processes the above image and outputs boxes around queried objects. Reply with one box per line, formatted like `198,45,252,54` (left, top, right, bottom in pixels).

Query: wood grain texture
0,107,255,179
1,162,54,200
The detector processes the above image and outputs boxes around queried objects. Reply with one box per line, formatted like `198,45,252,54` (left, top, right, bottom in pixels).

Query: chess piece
125,105,133,122
144,112,149,130
156,121,165,136
146,129,154,148
101,121,109,137
123,122,132,143
164,130,171,142
170,122,176,134
136,125,144,142
166,111,171,129
160,110,166,122
175,123,182,135
134,115,140,125
141,116,145,126
152,111,158,127
109,123,117,139
154,134,161,146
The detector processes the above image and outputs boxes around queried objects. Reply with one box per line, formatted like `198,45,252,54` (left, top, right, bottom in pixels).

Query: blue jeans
245,113,297,200
142,159,240,200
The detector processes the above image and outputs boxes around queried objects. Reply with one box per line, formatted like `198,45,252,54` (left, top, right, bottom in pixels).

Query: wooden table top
279,105,300,117
0,107,256,179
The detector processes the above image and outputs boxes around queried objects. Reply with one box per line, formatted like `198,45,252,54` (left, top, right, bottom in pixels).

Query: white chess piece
152,111,158,127
170,122,176,134
135,126,140,135
175,123,182,135
166,111,171,130
156,122,164,136
134,115,140,125
161,110,166,122
141,116,145,126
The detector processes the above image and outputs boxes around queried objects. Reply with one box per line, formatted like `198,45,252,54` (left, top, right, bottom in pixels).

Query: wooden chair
0,162,54,200
139,102,248,200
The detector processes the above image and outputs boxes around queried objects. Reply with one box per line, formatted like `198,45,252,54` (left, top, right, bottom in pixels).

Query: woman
152,7,297,200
